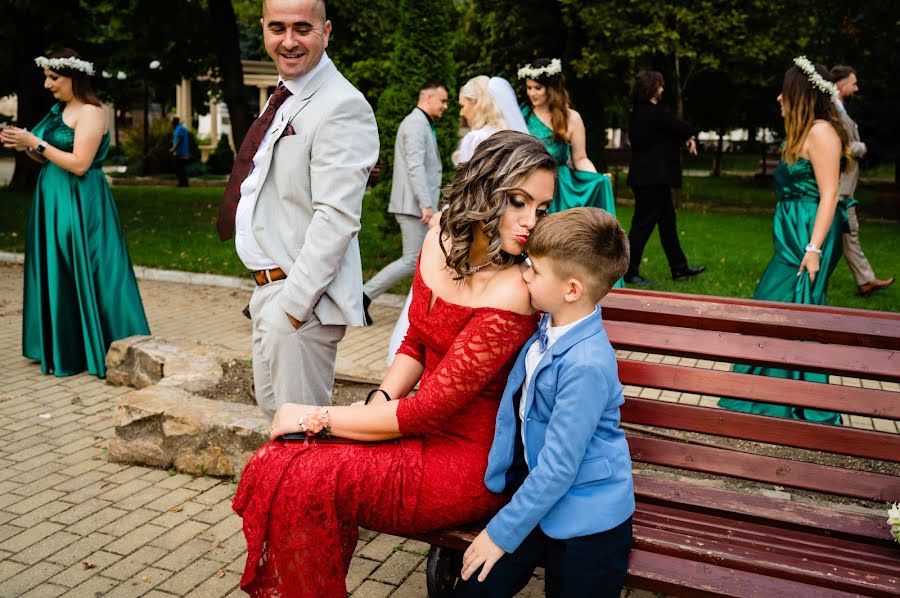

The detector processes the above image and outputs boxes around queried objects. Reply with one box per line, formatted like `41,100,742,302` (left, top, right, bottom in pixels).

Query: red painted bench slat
633,475,889,542
622,397,900,462
628,436,900,501
607,320,899,381
618,360,900,419
603,290,900,350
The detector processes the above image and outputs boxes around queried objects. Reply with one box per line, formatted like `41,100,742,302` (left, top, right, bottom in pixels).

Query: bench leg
426,545,463,597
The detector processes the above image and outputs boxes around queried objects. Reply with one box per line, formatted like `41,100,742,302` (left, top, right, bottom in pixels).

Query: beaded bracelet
365,389,392,405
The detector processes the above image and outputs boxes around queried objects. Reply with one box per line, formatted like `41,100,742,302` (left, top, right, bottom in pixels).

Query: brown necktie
216,83,294,241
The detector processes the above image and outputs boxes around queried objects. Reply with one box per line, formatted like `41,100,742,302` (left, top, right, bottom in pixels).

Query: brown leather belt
252,267,287,286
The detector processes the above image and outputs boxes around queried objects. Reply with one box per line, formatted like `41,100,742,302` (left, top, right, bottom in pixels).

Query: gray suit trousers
249,280,346,416
363,214,428,299
842,203,876,286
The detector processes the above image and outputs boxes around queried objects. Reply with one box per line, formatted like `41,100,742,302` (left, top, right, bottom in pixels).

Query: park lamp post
143,60,161,168
101,70,129,147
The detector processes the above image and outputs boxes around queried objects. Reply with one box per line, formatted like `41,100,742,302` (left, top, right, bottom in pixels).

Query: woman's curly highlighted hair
439,131,556,279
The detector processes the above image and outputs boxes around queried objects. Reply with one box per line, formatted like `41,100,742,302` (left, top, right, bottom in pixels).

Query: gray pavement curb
0,251,407,307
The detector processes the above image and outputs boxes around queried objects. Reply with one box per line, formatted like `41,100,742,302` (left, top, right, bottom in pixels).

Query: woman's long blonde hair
781,64,849,165
460,76,506,130
439,131,556,279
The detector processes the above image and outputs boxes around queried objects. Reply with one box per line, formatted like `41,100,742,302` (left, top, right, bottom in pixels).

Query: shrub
206,134,235,175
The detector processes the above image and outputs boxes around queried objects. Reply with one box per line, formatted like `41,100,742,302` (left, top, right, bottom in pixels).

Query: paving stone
157,557,224,595
207,530,247,564
97,507,158,537
7,499,71,528
399,539,430,556
18,582,70,597
183,477,220,493
0,561,64,596
390,570,427,598
46,532,118,567
10,473,69,499
50,497,112,525
150,501,207,530
190,500,233,525
114,485,171,511
52,470,108,493
192,483,235,506
350,579,395,598
50,550,121,588
155,538,213,571
8,530,80,565
60,575,118,597
0,521,64,552
68,506,129,537
369,550,424,585
149,520,209,551
106,523,168,555
357,533,404,561
0,559,27,584
346,557,380,593
103,545,170,581
103,566,170,598
183,569,241,598
144,487,200,513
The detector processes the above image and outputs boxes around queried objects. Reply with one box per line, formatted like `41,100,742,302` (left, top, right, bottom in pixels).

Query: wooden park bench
412,288,900,597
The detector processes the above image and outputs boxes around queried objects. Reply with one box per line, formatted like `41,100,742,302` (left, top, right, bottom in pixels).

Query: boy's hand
461,529,505,582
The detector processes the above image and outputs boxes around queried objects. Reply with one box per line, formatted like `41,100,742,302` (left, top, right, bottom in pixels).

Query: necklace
469,259,495,273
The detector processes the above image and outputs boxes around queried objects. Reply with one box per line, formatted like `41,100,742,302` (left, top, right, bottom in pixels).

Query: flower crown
517,58,562,80
35,56,95,76
792,56,837,100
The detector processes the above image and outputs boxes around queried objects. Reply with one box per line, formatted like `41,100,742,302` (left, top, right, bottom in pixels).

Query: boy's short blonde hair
526,207,630,302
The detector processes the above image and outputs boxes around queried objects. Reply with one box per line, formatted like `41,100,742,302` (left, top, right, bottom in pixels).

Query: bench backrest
601,289,900,507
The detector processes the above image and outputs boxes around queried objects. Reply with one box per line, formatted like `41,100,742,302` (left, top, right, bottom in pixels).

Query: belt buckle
265,269,273,284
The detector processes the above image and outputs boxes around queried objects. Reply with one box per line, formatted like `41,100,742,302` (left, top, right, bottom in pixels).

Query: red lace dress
232,266,537,597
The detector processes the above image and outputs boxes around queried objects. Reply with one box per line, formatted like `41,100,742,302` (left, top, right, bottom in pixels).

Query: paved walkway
0,262,550,597
1,261,895,597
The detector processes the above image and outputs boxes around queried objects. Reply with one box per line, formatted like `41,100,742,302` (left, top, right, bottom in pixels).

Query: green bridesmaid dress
523,107,624,288
22,102,150,378
719,158,843,424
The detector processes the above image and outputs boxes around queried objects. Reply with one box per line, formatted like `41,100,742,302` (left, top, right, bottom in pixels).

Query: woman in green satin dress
1,49,149,378
719,60,850,425
518,58,622,288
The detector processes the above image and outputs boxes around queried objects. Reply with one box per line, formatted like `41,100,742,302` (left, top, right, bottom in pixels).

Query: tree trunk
713,129,724,177
209,0,251,149
9,59,54,192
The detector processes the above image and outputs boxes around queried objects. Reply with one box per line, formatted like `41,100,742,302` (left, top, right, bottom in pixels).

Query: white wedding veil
488,77,528,134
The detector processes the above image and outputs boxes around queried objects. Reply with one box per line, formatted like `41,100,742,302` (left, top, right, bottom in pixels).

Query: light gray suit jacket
250,61,379,327
837,106,866,197
388,108,442,217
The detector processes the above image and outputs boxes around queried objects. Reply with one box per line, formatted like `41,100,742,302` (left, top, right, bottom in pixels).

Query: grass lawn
1,184,897,312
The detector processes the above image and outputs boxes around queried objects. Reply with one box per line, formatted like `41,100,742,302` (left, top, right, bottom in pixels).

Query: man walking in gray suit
831,65,894,296
362,80,448,324
216,0,379,415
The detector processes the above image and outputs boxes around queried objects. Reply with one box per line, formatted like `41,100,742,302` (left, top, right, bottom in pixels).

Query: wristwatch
804,243,822,255
34,141,47,154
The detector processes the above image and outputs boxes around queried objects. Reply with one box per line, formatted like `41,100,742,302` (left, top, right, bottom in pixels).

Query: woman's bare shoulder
484,265,534,316
806,120,841,153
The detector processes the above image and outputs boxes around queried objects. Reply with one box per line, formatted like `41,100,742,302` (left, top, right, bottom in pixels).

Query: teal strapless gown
524,107,624,288
23,102,150,378
719,158,843,424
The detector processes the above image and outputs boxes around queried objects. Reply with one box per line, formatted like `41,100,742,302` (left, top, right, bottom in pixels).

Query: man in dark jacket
625,70,704,285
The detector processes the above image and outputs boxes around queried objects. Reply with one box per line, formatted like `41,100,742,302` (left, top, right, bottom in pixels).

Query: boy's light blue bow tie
537,314,550,352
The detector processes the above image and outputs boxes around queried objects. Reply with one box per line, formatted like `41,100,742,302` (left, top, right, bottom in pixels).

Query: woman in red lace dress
233,131,556,597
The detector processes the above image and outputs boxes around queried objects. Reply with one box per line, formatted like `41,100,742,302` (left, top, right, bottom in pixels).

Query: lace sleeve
396,310,533,436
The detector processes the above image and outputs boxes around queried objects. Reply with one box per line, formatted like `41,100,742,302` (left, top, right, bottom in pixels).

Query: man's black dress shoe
362,293,373,326
624,274,652,286
672,265,706,281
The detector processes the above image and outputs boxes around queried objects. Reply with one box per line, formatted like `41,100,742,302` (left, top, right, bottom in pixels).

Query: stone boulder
105,336,248,393
109,385,270,477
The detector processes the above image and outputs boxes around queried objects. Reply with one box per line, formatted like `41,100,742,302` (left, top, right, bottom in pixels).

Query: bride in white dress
385,76,530,366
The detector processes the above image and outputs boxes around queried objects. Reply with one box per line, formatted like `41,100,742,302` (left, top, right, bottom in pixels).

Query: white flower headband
792,56,837,100
517,58,562,80
35,56,95,76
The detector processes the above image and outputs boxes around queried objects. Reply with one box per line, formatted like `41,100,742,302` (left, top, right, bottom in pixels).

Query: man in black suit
625,70,704,285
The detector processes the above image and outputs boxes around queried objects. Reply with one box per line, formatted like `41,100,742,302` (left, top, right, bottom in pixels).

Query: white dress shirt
518,311,594,464
234,53,332,271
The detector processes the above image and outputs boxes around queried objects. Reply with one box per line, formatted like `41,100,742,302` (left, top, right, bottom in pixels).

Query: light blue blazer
485,306,635,553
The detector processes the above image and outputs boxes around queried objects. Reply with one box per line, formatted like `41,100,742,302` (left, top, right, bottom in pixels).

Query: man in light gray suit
216,0,379,415
831,65,893,296
362,80,448,324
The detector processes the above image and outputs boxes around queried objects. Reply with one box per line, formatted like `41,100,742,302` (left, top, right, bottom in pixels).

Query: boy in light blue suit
458,207,634,598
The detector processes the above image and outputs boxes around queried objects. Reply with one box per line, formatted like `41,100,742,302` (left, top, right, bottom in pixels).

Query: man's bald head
262,0,326,21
